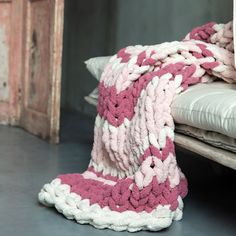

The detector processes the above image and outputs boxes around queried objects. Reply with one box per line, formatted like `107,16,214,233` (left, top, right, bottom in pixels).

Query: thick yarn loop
39,21,235,232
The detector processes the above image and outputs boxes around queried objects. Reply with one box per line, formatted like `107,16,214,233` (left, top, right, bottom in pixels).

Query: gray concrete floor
0,111,236,236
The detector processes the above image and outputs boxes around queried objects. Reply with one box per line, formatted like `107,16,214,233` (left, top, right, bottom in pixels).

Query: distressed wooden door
0,0,23,125
20,0,64,143
0,0,64,143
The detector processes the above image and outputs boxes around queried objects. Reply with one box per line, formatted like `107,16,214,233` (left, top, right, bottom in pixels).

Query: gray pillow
84,56,111,106
85,56,111,81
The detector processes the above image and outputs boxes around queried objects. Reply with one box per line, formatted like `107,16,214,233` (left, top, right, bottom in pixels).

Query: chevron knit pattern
39,21,235,232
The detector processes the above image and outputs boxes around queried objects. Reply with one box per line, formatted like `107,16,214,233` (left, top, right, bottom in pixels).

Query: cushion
85,56,111,81
175,124,236,153
171,82,236,139
85,57,236,139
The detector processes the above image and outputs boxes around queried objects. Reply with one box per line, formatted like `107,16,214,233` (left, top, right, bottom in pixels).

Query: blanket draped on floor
39,21,235,232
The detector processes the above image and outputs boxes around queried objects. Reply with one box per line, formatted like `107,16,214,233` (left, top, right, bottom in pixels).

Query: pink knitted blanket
39,22,235,232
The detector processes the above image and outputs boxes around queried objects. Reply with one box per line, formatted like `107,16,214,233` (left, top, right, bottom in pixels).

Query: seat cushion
175,124,236,153
171,82,236,139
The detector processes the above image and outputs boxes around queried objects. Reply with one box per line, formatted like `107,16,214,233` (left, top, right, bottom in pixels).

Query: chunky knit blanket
39,21,235,232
